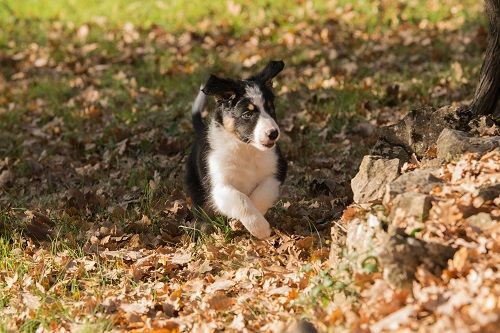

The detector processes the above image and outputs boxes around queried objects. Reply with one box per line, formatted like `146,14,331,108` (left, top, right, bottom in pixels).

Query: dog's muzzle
260,128,280,148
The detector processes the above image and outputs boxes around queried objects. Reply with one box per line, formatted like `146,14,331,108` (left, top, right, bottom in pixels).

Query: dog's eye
241,112,253,120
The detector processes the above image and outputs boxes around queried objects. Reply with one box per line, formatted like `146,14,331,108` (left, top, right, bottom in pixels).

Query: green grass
0,0,482,31
190,207,235,242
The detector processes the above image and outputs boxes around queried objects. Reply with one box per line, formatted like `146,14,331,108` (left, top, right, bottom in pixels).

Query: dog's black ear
202,75,241,101
251,60,285,88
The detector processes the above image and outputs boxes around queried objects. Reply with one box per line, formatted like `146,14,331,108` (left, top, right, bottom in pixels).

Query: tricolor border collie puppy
185,60,287,239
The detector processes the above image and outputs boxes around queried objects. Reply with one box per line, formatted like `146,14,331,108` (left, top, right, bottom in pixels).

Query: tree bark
470,0,500,117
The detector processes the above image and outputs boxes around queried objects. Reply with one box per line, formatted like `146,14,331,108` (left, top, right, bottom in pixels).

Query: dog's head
202,60,285,151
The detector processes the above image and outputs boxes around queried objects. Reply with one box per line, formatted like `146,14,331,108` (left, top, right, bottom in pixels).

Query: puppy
185,60,287,239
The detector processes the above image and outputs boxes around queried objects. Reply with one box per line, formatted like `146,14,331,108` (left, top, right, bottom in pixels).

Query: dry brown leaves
334,150,499,332
0,1,491,332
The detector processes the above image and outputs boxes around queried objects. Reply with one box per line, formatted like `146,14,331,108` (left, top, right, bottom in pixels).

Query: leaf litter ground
0,1,497,332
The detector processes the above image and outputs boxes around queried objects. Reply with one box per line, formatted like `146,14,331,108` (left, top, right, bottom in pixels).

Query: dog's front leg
249,177,281,215
212,185,272,239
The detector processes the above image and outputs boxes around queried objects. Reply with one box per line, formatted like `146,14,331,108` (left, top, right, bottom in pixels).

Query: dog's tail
192,86,206,133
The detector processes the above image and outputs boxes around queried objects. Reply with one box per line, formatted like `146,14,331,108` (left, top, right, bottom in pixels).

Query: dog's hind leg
249,177,280,215
211,185,272,239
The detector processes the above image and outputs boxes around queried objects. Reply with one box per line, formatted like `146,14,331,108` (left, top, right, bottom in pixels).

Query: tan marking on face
223,116,235,133
248,104,255,111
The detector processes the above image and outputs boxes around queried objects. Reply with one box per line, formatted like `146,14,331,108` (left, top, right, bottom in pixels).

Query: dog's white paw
247,216,272,239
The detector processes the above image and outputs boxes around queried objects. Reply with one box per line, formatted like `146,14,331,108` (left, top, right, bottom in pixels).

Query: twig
331,219,347,234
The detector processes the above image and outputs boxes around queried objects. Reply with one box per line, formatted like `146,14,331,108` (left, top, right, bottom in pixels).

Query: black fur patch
232,97,260,143
185,128,209,206
202,75,243,102
248,60,285,86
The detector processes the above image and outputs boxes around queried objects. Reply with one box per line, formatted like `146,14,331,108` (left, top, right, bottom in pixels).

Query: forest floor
0,1,497,332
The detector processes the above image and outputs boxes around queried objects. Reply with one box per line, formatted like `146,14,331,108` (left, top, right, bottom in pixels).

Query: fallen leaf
171,251,191,265
120,299,153,315
22,292,41,310
206,278,235,293
207,293,234,311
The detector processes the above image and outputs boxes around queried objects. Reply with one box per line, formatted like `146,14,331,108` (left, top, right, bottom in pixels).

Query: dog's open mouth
262,142,275,148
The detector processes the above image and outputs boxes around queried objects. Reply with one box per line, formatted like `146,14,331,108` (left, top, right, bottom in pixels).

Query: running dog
185,60,287,239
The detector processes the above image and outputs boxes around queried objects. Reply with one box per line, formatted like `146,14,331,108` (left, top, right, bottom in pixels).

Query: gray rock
466,213,494,231
346,216,385,256
436,128,500,160
351,156,400,204
420,157,444,169
390,192,432,221
371,140,410,161
345,217,455,288
379,229,455,288
377,105,463,158
384,168,441,203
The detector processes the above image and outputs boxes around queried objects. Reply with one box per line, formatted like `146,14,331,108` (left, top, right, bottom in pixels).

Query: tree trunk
470,0,500,117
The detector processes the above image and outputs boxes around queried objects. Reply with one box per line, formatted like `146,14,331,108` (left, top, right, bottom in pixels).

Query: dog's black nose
267,129,279,141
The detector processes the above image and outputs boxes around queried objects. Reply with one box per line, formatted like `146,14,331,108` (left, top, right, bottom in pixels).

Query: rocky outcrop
390,192,432,221
374,105,465,159
436,128,500,160
345,216,455,288
379,230,455,288
351,121,498,208
384,168,441,203
343,106,499,290
466,212,494,231
351,156,400,204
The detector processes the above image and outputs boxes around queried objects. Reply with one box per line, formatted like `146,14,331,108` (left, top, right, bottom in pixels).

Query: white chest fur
207,122,278,196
